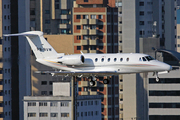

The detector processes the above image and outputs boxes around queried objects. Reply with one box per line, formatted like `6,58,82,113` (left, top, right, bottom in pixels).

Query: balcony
89,50,96,53
89,19,97,24
0,63,2,69
81,91,89,95
60,15,70,19
80,19,89,24
81,29,89,35
81,81,89,86
81,40,89,45
89,29,97,35
59,24,70,29
89,40,97,45
90,91,98,95
0,107,3,113
0,86,2,91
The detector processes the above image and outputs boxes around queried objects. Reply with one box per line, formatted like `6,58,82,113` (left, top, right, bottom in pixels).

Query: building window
139,2,144,6
50,102,57,107
98,15,103,19
77,36,81,40
60,19,69,24
99,25,103,29
49,91,52,95
39,102,47,106
81,112,83,117
139,11,144,15
85,112,87,116
41,91,47,95
95,111,98,115
55,4,59,9
84,101,87,106
90,25,96,29
28,113,36,117
91,15,96,19
77,25,81,30
77,46,81,50
61,102,69,106
83,25,88,29
45,10,50,14
83,15,88,19
28,102,36,106
45,20,50,24
41,81,47,85
95,101,99,105
30,9,35,15
140,30,145,35
90,45,96,50
51,113,58,117
39,113,48,117
61,29,69,34
84,0,88,2
61,9,69,15
76,15,81,19
49,81,53,85
83,35,88,40
61,113,69,117
139,21,144,25
115,2,122,7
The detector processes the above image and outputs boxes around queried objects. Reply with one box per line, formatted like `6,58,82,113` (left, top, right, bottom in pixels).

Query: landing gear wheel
89,81,95,87
156,77,160,82
103,79,109,84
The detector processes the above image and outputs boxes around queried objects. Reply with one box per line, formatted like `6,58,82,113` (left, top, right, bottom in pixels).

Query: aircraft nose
164,64,172,71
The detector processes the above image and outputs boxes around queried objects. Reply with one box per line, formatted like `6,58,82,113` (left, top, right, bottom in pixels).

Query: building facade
2,0,31,120
148,69,180,120
30,0,74,34
24,95,101,120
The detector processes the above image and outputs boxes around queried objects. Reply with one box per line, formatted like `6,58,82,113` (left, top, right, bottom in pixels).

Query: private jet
4,31,172,86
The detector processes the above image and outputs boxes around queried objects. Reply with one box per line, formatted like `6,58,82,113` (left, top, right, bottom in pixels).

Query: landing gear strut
153,72,160,82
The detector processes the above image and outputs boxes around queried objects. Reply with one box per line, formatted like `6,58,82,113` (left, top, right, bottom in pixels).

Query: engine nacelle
58,55,85,65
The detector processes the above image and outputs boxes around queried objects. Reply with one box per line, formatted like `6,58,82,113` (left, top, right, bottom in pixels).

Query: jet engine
58,55,85,65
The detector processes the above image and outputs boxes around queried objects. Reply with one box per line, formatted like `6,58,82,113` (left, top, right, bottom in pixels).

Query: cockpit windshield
145,56,155,61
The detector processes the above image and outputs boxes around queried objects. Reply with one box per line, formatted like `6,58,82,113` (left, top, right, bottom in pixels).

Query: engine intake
58,55,85,65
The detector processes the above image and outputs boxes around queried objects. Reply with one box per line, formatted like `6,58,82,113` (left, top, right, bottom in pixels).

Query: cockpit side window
142,57,146,61
145,56,155,61
139,58,142,61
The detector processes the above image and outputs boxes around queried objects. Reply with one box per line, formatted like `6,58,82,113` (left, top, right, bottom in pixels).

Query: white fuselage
37,53,172,75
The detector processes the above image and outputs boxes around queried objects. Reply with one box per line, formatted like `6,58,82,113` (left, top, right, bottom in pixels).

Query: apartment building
2,0,31,120
72,1,119,120
30,0,74,34
176,8,180,52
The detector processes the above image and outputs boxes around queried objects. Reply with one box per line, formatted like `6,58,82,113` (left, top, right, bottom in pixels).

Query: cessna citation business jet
4,31,172,86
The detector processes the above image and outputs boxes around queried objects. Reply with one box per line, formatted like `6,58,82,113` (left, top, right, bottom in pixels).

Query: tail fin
4,31,58,59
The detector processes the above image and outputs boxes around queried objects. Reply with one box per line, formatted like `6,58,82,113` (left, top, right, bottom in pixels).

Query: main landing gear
89,76,110,87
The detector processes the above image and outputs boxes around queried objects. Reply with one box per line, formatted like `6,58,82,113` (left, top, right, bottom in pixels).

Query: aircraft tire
89,81,95,86
103,79,109,84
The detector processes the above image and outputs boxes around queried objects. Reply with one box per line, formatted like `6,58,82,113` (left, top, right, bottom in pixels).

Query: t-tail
3,31,58,60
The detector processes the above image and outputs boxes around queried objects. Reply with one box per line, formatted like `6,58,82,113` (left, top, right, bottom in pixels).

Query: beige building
177,24,180,52
31,34,74,96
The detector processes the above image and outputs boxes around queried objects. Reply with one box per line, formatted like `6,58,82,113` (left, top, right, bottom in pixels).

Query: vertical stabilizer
4,31,58,59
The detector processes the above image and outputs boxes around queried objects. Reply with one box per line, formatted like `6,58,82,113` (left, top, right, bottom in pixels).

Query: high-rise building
30,0,74,34
116,0,176,120
2,0,31,120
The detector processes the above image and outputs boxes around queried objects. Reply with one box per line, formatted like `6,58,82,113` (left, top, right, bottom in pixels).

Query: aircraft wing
35,70,117,76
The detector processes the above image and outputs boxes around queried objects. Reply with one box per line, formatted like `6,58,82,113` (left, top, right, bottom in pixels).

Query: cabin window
114,58,117,62
108,58,110,62
142,57,146,61
139,58,142,61
95,58,98,62
120,58,123,62
126,58,129,61
101,58,104,62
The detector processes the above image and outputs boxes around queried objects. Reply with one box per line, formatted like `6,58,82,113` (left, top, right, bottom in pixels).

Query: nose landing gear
153,72,160,82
